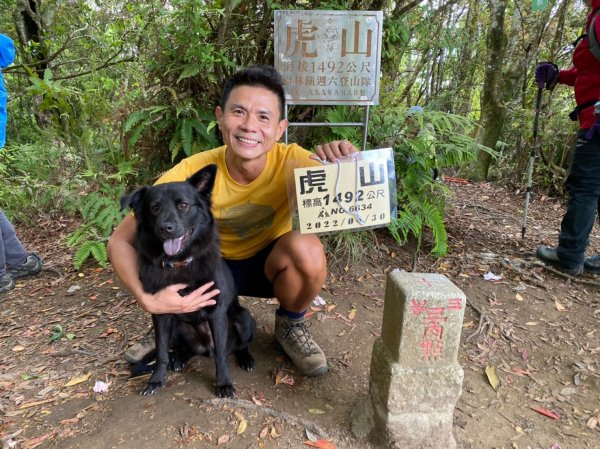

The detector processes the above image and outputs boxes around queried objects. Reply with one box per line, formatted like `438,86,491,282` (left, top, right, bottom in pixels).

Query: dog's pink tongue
163,236,184,256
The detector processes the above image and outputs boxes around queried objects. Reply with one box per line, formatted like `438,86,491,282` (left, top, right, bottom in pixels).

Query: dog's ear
188,164,217,197
120,186,147,213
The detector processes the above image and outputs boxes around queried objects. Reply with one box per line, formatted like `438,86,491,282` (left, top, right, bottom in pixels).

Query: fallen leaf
515,293,524,301
531,407,560,420
303,440,337,449
12,345,25,352
308,408,326,415
305,428,319,443
217,434,230,444
259,426,269,439
274,369,295,386
511,367,530,377
348,307,356,320
525,321,538,326
18,398,55,410
270,426,280,438
59,417,80,425
586,416,598,429
64,372,92,387
555,300,566,311
237,419,247,434
485,365,500,391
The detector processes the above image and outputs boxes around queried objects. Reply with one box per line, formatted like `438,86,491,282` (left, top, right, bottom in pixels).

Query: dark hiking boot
124,328,155,363
274,313,327,376
7,253,43,278
584,255,600,274
536,246,583,276
0,272,15,294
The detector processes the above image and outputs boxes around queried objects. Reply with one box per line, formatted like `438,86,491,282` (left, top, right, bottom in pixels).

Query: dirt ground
1,180,599,449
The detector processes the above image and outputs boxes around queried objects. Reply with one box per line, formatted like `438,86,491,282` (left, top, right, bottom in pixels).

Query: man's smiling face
215,85,288,164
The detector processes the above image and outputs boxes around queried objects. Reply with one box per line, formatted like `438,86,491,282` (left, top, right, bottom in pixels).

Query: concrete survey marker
351,271,466,448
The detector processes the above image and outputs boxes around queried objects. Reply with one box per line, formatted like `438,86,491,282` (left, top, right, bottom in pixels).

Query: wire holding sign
288,148,397,234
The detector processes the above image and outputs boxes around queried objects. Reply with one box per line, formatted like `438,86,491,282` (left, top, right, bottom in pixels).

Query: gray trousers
0,210,27,276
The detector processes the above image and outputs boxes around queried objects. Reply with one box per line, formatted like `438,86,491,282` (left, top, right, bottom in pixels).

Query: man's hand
138,281,219,314
313,140,359,163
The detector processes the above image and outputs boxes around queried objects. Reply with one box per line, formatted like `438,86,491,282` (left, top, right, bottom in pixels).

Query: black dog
120,164,256,398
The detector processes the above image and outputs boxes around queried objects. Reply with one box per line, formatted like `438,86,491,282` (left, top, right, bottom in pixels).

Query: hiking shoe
584,255,600,274
0,272,15,294
124,328,155,363
7,253,43,278
274,313,327,376
536,246,583,276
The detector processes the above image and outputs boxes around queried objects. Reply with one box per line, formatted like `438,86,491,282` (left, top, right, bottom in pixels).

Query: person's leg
0,210,27,266
557,133,600,266
0,211,15,293
0,210,43,277
265,232,326,312
0,210,28,267
265,231,328,376
0,216,14,293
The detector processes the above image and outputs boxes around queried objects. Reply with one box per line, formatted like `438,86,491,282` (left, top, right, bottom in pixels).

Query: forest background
0,0,590,268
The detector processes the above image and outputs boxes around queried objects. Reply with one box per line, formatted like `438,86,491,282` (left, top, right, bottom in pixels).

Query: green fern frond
128,124,146,147
90,242,108,267
73,241,93,270
124,111,147,133
66,225,91,247
73,240,107,270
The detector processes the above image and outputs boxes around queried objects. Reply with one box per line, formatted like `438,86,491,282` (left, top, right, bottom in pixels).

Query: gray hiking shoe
7,253,43,278
274,313,327,376
535,246,583,276
0,272,15,294
124,328,155,363
584,255,600,274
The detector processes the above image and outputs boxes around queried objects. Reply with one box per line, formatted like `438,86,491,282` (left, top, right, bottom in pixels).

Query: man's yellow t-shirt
155,143,312,260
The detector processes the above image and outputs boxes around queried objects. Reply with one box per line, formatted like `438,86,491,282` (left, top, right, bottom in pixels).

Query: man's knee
268,232,326,279
292,234,326,273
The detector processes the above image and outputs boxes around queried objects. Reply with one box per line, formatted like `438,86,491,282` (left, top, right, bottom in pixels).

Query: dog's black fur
120,164,256,397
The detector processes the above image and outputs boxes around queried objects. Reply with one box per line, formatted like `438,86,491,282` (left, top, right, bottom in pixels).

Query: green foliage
389,200,448,256
49,324,76,343
125,103,219,160
372,107,485,257
67,182,128,270
0,140,84,221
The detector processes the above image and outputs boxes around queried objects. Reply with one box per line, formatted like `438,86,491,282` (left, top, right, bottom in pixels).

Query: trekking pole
522,86,543,239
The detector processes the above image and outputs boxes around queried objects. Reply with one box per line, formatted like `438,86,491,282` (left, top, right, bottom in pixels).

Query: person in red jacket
535,0,600,275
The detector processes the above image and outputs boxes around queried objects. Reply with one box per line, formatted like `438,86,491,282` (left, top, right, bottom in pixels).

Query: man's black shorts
224,239,278,298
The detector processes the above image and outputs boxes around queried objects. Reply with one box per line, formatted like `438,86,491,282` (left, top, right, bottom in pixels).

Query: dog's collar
161,256,194,269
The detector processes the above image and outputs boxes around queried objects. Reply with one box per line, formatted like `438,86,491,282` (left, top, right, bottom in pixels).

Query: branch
53,56,136,81
393,0,421,17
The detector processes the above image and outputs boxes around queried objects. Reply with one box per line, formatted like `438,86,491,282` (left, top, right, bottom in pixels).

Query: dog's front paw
216,384,235,398
237,353,255,372
141,381,164,396
168,353,189,372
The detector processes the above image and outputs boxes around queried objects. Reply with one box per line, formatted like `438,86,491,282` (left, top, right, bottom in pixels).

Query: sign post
274,10,383,150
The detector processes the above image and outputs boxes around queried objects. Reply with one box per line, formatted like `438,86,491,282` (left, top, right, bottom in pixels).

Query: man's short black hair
220,65,286,120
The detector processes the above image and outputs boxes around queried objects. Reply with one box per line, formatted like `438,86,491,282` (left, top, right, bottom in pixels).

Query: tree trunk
454,0,481,115
474,0,508,181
